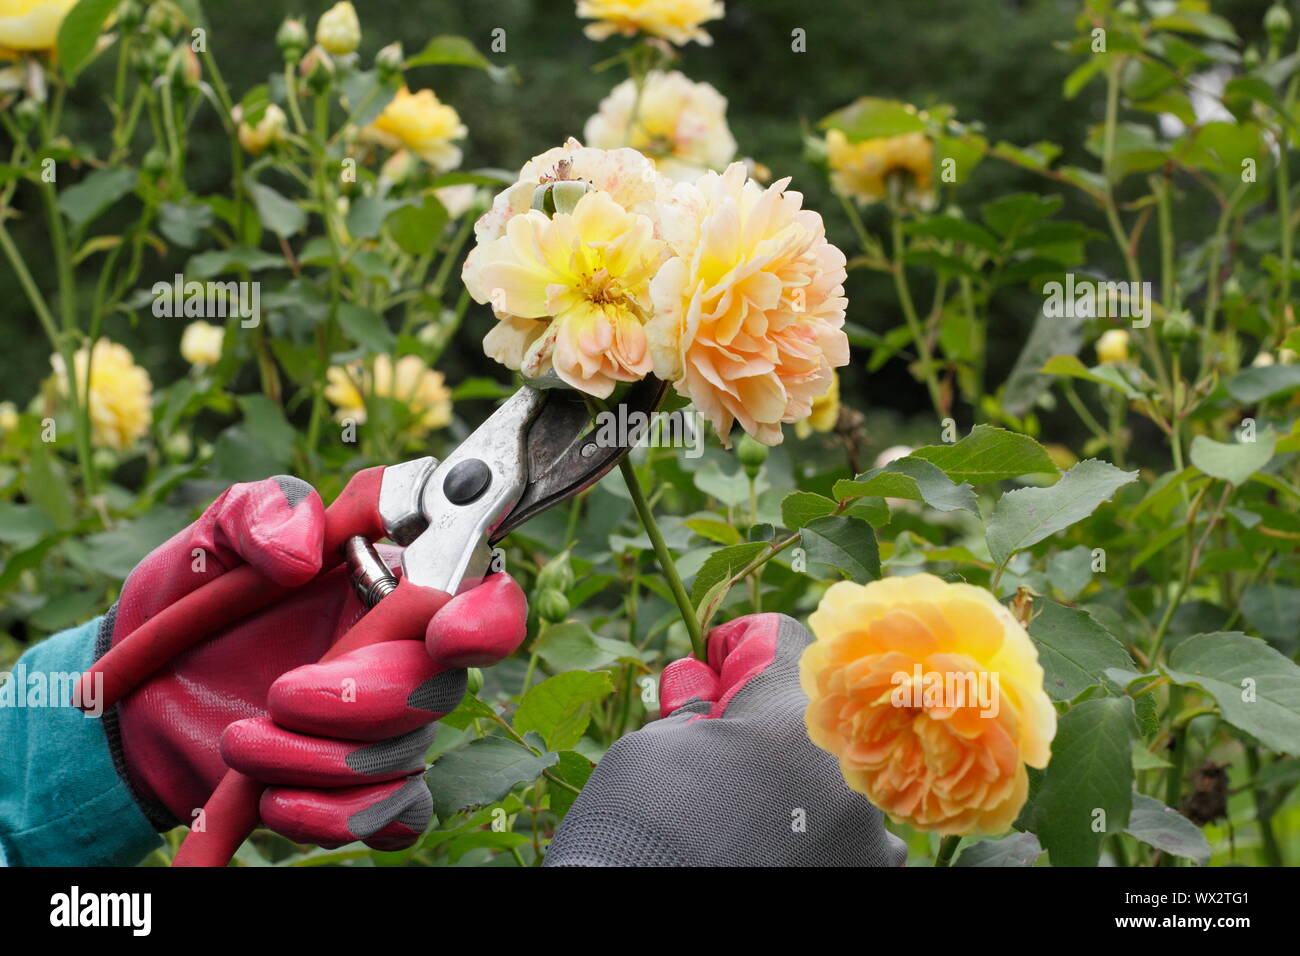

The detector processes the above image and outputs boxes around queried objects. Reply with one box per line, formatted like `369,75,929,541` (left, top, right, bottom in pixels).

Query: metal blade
490,375,669,542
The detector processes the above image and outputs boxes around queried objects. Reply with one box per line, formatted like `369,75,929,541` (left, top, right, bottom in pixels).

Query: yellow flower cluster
577,0,724,47
51,340,153,451
463,139,849,446
324,354,453,436
826,129,935,209
802,574,1056,835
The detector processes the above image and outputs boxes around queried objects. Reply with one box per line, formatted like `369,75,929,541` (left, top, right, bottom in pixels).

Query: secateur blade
490,375,669,543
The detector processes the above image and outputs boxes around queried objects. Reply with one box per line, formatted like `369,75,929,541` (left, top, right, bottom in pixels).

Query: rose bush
0,0,1298,868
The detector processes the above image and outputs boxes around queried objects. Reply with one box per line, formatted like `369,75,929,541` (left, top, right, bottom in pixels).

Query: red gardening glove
105,475,527,851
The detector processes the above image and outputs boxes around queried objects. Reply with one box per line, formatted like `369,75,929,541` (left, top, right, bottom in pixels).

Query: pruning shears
78,376,667,866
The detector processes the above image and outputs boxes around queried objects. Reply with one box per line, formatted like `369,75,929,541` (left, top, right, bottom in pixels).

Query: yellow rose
180,321,224,368
51,340,153,451
363,86,466,173
315,1,360,57
583,70,736,182
801,574,1057,835
1096,328,1130,365
647,163,850,446
464,190,664,397
237,103,287,155
794,372,840,438
826,128,934,208
324,354,452,435
577,0,724,47
0,0,77,57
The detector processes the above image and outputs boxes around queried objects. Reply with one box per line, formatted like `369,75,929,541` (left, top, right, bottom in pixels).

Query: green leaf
904,216,1000,254
1240,585,1300,649
682,517,743,545
0,503,55,549
1029,600,1136,702
986,459,1138,566
57,0,120,81
339,70,400,128
247,180,306,238
692,460,752,506
187,247,284,278
530,622,640,672
818,96,925,139
801,514,880,583
1040,354,1141,399
1030,697,1137,867
980,192,1062,238
212,424,291,482
1189,430,1276,486
1123,793,1211,866
1046,545,1095,600
690,542,767,604
388,195,449,256
513,671,614,751
445,830,529,863
78,508,190,580
424,737,557,819
337,303,397,353
158,200,215,248
548,751,595,820
833,457,978,515
1164,632,1300,753
25,445,76,530
910,425,1057,484
780,491,838,530
236,394,295,450
954,832,1044,867
58,167,138,228
406,34,492,70
1223,365,1300,403
346,196,409,241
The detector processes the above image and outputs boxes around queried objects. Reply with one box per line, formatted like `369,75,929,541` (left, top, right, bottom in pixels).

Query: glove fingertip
660,657,720,717
426,573,527,667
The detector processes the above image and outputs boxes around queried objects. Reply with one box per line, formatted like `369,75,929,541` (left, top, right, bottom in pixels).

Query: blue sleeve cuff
0,618,163,866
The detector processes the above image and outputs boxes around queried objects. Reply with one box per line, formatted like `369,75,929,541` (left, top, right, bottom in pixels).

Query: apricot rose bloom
801,574,1056,835
0,0,76,57
363,87,466,173
826,128,935,209
463,190,665,397
324,354,452,435
583,71,736,182
51,340,153,451
647,163,849,446
577,0,724,47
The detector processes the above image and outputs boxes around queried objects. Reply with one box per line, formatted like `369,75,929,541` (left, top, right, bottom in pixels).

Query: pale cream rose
315,1,360,56
324,354,452,434
647,163,850,446
180,321,224,368
577,0,724,47
464,190,665,397
363,87,466,173
802,574,1057,835
469,137,664,249
0,0,77,57
434,183,478,219
0,400,17,433
583,70,736,182
51,340,152,451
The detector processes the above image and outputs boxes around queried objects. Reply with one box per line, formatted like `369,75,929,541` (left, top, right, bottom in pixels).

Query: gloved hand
544,613,908,866
102,475,527,851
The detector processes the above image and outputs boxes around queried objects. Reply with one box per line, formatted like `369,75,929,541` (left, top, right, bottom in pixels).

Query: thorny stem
891,214,944,417
934,835,961,867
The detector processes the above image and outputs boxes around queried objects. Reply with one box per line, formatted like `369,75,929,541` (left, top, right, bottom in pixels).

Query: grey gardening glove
544,613,908,866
